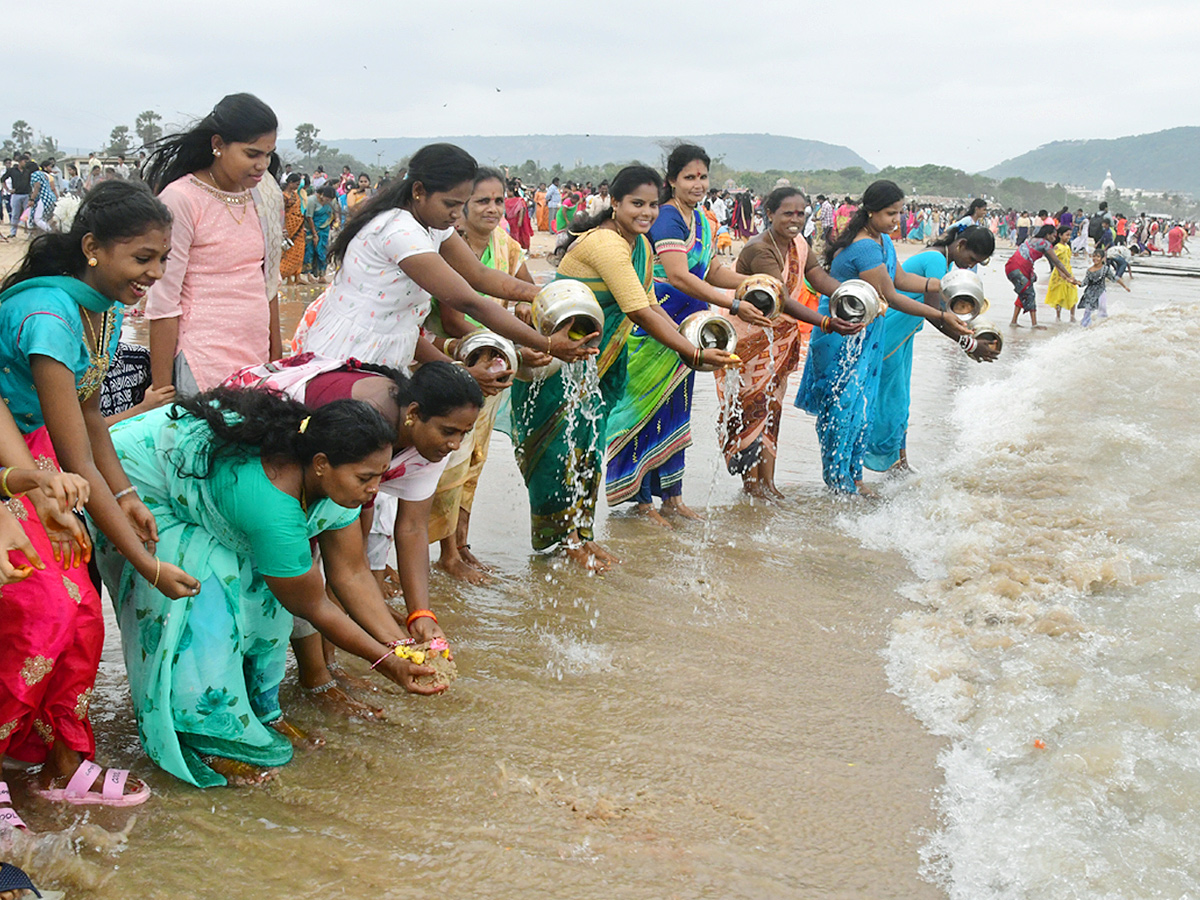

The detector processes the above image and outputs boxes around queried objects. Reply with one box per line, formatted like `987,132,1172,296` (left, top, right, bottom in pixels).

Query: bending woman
864,224,997,473
225,356,482,708
606,144,770,524
721,186,860,498
795,180,973,495
293,142,593,370
511,165,736,571
424,168,535,582
96,388,445,788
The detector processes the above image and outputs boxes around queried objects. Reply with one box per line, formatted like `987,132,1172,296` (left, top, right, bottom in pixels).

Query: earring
213,149,221,158
87,258,97,267
404,415,415,427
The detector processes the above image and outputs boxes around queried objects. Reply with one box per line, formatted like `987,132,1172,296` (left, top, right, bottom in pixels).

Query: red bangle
406,608,438,628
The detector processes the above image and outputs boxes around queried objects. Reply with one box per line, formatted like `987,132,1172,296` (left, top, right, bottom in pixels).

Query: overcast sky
9,0,1196,173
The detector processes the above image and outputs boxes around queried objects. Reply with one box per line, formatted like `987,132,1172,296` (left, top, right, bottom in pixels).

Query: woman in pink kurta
142,93,284,396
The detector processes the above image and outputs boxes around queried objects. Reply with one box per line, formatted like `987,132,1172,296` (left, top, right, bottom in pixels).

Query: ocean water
846,256,1200,898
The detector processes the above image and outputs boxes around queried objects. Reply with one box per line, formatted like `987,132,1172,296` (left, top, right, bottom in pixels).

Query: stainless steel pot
830,279,882,325
941,270,989,320
455,329,519,374
735,273,784,318
531,281,604,350
971,319,1003,355
679,311,738,372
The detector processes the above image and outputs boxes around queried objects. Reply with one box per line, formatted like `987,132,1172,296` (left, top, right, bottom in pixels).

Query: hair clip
298,416,310,434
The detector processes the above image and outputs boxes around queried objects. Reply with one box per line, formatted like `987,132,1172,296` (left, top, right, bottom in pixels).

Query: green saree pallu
93,408,359,787
509,237,651,549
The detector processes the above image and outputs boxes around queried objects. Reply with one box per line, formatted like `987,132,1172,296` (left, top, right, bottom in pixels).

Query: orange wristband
406,608,438,628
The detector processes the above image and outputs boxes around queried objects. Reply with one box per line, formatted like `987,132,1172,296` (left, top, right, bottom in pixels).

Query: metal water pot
735,273,784,318
455,329,519,374
971,319,1003,355
830,279,882,325
531,281,604,350
941,270,989,320
679,311,738,373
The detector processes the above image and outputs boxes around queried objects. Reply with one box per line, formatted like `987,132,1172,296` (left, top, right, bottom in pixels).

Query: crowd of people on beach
0,91,1193,851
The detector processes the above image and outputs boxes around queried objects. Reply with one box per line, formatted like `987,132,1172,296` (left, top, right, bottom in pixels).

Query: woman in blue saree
795,181,973,494
606,145,770,524
864,225,997,473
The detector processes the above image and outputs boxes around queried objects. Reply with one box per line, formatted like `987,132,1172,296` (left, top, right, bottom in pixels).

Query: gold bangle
0,467,12,499
152,558,161,588
545,335,552,354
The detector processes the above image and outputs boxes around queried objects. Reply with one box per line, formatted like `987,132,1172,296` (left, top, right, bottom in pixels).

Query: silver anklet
305,680,339,695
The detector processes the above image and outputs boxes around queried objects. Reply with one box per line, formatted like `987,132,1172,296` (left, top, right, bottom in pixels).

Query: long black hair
329,143,477,265
929,223,995,257
562,165,664,252
822,180,905,267
142,93,280,193
170,387,393,479
2,180,173,291
661,143,710,205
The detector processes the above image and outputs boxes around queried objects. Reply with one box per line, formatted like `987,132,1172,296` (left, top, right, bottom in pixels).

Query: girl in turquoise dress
95,388,441,787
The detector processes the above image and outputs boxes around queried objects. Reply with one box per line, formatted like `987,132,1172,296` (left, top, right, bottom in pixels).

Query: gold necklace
671,200,696,244
190,174,250,226
77,307,114,401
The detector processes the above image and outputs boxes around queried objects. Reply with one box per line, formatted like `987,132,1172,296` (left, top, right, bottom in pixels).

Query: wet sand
0,227,948,898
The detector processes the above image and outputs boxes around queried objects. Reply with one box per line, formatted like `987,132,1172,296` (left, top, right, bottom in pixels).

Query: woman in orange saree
715,188,854,498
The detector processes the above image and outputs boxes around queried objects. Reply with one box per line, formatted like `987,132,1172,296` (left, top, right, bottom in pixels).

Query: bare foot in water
662,498,704,521
763,480,786,500
563,540,620,572
306,681,386,722
204,756,278,787
435,554,492,584
636,502,673,527
854,481,881,499
458,544,492,572
269,717,325,750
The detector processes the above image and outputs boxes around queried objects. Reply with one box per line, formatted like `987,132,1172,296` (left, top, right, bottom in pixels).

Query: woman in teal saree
509,166,737,571
95,388,441,787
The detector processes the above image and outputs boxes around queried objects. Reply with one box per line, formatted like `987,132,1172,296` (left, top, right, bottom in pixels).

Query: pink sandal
0,782,27,830
34,760,151,808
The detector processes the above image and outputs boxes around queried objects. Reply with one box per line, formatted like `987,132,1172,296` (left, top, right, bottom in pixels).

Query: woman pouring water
795,180,973,495
511,166,737,572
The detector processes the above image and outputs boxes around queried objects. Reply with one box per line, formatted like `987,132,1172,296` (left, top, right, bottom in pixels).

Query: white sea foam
843,302,1200,898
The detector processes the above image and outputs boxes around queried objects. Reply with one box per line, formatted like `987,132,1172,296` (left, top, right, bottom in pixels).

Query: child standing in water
1007,224,1077,329
1044,224,1078,323
1078,247,1130,328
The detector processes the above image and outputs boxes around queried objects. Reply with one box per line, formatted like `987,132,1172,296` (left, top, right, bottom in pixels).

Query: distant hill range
983,127,1199,197
279,133,877,174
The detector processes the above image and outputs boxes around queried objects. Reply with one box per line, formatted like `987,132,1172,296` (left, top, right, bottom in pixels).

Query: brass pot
735,273,784,318
531,281,604,350
679,311,738,373
455,329,519,374
941,270,989,320
971,319,1003,355
830,279,882,325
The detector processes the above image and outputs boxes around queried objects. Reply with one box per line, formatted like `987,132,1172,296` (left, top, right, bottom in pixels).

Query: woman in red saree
504,180,533,250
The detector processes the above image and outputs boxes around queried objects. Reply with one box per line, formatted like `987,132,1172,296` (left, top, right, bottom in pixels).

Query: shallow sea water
5,246,1200,899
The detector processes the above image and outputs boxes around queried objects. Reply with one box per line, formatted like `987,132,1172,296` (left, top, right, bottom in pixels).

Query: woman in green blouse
95,387,440,788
